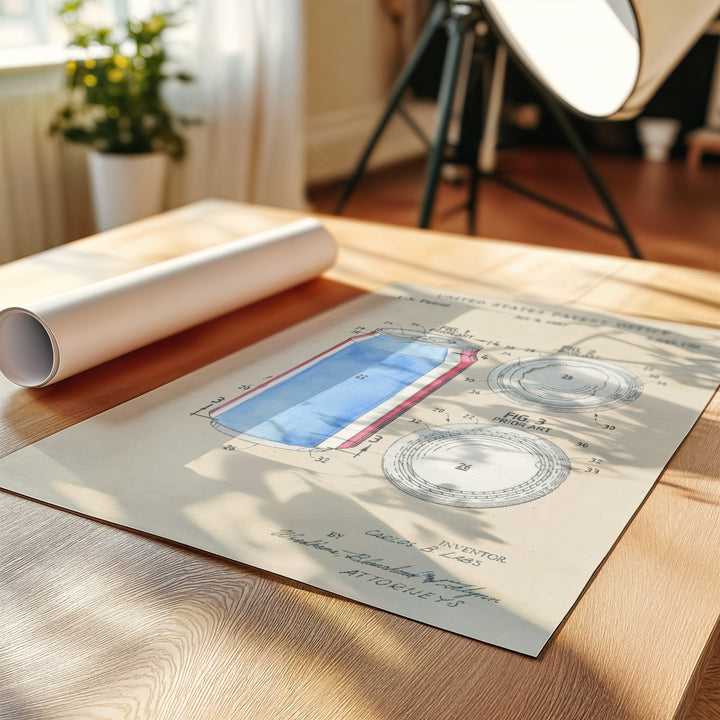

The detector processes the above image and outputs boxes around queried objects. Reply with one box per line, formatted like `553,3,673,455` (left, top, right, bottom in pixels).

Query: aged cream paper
1,284,718,656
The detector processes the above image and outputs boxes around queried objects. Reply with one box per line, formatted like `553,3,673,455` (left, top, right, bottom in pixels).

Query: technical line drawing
209,329,480,450
382,423,571,508
487,355,643,413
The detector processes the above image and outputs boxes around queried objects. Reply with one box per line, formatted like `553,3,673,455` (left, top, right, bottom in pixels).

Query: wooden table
1,199,719,720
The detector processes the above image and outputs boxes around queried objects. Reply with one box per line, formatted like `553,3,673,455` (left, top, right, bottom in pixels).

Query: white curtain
0,0,306,263
166,0,307,211
0,66,68,264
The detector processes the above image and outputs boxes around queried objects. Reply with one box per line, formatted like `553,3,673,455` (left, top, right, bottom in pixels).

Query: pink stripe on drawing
337,349,478,449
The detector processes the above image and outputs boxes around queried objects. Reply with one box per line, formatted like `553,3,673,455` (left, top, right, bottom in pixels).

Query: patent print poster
2,285,719,656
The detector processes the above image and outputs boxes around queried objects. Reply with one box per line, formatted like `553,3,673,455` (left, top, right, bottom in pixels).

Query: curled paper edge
0,308,60,387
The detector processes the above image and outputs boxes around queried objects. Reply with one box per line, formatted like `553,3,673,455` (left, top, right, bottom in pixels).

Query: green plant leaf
49,1,196,159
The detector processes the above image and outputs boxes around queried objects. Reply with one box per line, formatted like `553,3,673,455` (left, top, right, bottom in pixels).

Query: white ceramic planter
87,151,169,231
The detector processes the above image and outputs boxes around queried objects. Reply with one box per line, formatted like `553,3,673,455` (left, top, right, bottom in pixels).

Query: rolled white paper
0,218,337,387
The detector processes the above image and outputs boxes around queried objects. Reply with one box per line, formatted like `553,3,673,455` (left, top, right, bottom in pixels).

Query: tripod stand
334,0,642,259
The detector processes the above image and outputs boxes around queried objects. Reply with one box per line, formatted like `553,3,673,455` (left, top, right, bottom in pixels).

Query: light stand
334,0,643,259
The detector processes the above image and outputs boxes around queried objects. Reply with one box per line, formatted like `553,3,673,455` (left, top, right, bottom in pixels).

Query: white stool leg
478,43,508,174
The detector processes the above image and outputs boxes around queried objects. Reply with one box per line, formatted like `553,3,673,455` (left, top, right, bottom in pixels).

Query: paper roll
0,218,337,387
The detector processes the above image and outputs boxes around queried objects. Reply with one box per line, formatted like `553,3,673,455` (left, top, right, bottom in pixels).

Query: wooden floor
310,148,720,272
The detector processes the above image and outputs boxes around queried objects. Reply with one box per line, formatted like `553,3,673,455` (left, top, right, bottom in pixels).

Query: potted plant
50,0,193,231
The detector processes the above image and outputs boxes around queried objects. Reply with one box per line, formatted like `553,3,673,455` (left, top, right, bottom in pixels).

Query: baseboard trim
305,98,437,185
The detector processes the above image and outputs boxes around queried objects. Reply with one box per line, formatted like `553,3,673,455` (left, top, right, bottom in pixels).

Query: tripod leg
466,34,500,235
334,0,447,214
540,90,643,259
439,22,476,183
419,9,474,228
467,156,480,235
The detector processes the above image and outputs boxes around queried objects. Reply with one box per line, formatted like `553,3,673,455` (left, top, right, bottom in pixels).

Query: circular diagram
487,355,643,413
382,424,571,508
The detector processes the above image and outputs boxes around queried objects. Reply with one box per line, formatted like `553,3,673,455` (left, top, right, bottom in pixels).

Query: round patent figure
488,355,643,413
382,423,571,508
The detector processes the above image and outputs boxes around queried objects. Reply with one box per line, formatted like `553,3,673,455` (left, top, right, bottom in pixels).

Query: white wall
304,0,435,184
